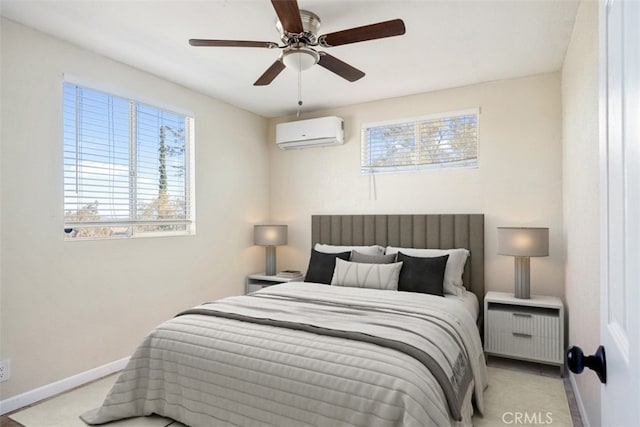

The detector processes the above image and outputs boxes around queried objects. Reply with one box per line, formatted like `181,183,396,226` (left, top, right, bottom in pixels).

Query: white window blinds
63,83,195,239
361,108,479,174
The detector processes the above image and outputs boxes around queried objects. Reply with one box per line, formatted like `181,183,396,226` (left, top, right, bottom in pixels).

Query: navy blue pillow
397,252,449,296
304,249,351,284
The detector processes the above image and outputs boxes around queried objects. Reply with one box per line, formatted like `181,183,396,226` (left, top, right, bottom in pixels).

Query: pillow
397,253,449,296
331,258,403,290
385,247,469,295
304,249,351,284
351,250,397,264
314,243,384,256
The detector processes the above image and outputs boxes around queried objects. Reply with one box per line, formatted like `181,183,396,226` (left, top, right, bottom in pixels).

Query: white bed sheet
445,289,479,321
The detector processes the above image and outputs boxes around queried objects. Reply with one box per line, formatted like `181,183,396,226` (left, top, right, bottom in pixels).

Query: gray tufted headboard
311,214,485,309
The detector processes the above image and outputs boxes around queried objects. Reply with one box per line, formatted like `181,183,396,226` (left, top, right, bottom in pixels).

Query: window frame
62,82,196,240
360,108,480,175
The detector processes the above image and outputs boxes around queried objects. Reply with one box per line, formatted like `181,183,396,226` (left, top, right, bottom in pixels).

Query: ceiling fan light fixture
188,0,406,86
282,48,319,71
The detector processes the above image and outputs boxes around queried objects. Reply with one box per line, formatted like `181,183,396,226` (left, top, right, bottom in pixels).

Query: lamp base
265,246,277,276
514,256,531,299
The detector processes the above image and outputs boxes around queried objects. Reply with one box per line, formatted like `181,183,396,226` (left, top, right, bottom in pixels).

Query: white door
600,0,640,425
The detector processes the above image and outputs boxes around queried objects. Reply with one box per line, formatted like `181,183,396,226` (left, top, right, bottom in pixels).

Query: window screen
63,82,195,239
361,108,479,174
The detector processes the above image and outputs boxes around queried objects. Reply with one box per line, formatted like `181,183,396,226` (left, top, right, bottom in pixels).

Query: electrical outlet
0,360,10,382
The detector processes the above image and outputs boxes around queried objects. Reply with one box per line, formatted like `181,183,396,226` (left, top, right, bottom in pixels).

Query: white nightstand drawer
486,331,562,364
487,305,560,340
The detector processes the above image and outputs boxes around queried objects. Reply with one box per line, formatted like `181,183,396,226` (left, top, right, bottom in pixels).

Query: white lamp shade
254,225,288,246
497,227,549,257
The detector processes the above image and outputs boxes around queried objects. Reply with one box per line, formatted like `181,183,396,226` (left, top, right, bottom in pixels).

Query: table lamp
254,225,288,276
497,227,549,299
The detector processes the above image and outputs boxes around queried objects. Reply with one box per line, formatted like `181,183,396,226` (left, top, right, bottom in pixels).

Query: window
63,83,195,239
361,108,479,174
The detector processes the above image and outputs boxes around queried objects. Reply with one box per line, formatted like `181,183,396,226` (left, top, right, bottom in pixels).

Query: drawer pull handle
513,313,532,318
513,332,532,338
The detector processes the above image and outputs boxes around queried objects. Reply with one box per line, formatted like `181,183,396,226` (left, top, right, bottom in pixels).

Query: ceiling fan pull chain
297,68,303,117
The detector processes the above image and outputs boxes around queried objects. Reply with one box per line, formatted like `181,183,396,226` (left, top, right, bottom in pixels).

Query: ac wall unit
276,116,344,150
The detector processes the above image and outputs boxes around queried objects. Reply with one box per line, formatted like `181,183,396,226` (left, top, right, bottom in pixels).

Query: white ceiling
1,0,579,118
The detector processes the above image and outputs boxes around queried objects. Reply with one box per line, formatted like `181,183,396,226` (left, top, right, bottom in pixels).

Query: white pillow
385,247,469,296
314,243,384,256
331,258,403,290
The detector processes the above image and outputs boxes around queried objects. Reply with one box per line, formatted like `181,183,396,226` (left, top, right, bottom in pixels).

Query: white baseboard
569,371,591,427
0,356,129,416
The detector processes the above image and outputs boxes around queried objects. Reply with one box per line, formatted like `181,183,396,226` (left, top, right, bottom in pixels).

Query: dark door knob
567,345,607,384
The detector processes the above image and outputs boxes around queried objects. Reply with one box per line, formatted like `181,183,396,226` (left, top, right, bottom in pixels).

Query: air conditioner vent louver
276,116,344,149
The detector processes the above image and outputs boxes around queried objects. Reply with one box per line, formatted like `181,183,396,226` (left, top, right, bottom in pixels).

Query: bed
81,214,487,426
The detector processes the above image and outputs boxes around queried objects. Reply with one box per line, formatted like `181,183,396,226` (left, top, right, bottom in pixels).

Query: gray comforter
81,283,487,426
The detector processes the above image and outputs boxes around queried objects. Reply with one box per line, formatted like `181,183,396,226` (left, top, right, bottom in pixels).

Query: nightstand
246,273,304,294
484,291,565,375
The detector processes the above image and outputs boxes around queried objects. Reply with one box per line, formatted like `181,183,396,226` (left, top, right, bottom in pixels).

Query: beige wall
561,1,600,425
268,73,565,299
0,18,269,399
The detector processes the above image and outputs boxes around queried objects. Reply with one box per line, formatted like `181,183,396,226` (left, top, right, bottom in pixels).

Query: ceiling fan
189,0,406,86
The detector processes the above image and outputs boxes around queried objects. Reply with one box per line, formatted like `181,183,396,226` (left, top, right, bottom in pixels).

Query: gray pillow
350,250,397,264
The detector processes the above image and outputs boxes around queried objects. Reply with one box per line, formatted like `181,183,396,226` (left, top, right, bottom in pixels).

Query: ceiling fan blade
317,53,365,82
254,60,286,86
319,19,406,47
189,39,279,49
271,0,304,34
